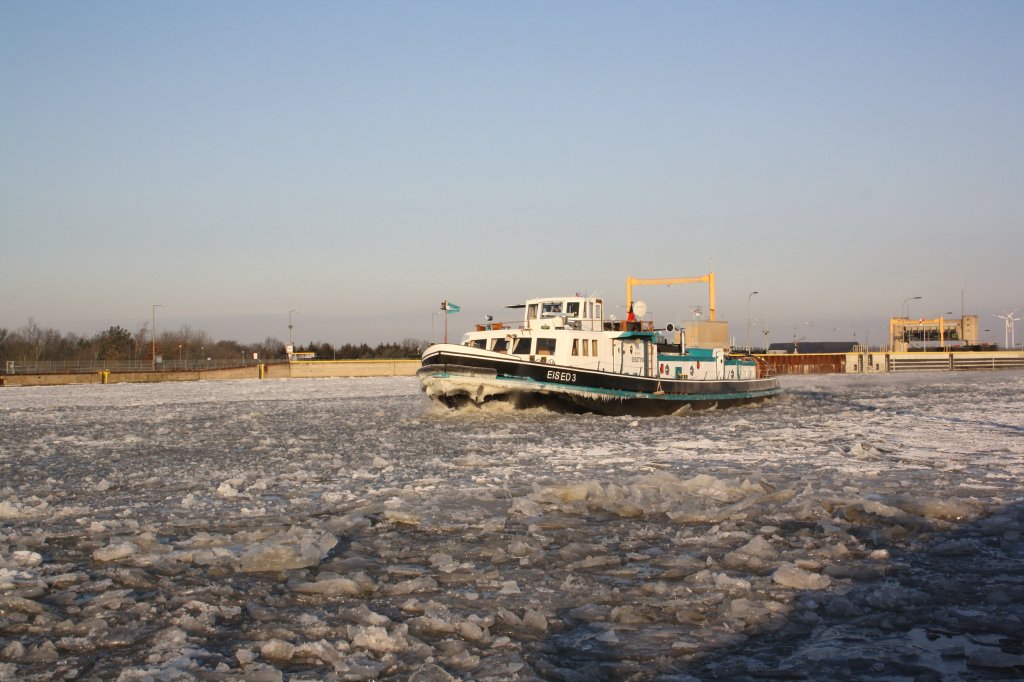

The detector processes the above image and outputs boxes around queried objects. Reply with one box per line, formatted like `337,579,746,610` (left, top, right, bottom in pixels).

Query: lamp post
791,321,811,353
940,312,953,350
746,291,758,352
151,304,163,370
288,310,297,349
901,296,921,318
431,312,442,344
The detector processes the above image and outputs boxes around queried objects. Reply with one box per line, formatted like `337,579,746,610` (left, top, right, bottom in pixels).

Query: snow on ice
0,372,1022,680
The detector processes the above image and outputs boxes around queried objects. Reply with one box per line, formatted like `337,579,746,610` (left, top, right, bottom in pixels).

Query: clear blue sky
2,1,1022,348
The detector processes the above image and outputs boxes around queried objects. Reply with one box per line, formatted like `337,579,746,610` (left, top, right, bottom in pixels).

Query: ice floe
0,372,1022,679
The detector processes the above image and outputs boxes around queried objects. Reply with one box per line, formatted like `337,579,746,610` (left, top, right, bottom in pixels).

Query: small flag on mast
441,300,461,314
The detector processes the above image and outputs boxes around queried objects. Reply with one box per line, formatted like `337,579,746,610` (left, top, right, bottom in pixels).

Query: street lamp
288,310,297,349
151,304,164,370
431,312,442,344
901,296,921,318
746,291,759,353
792,321,811,353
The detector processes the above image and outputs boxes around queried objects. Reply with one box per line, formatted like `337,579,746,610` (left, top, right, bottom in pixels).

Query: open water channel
1,372,1022,681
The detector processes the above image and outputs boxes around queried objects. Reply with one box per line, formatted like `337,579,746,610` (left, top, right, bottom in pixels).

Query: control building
888,315,979,352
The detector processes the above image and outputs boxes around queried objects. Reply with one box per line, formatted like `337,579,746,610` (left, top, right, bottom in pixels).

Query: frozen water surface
1,372,1022,680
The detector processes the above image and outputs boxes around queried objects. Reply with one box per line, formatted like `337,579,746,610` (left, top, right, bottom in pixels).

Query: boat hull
418,347,781,416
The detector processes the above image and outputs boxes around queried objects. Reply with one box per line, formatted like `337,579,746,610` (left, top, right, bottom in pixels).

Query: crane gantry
626,273,716,321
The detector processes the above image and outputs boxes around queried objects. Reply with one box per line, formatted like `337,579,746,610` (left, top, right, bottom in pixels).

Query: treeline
0,319,424,363
293,339,426,360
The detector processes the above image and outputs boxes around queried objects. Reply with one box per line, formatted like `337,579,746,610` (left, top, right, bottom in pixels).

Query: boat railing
475,319,657,333
752,354,777,378
727,352,776,379
603,320,655,332
475,322,517,332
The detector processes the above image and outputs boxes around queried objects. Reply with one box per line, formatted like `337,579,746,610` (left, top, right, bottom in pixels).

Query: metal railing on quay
2,359,289,375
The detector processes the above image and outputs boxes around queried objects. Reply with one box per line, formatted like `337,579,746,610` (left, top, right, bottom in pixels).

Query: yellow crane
626,273,716,321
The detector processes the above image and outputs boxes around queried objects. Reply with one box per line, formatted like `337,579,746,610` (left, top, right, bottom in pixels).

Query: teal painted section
658,348,716,362
618,331,659,339
656,350,754,366
493,374,780,403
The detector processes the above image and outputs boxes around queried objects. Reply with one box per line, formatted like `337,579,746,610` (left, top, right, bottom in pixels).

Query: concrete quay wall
758,350,1024,375
1,360,419,387
280,359,419,379
4,353,1021,387
877,350,1024,373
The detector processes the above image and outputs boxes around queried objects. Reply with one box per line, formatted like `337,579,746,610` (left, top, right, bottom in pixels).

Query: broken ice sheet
0,372,1022,679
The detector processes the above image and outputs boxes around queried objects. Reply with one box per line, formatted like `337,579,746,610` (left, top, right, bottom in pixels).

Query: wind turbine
995,310,1020,350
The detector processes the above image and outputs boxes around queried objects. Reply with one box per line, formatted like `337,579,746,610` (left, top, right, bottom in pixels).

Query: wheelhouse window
492,338,508,352
566,302,580,317
536,338,556,356
527,304,538,321
512,337,532,355
541,302,563,317
468,339,486,349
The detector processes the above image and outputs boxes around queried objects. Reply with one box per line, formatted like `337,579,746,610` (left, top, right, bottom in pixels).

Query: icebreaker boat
418,282,780,416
